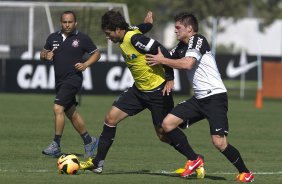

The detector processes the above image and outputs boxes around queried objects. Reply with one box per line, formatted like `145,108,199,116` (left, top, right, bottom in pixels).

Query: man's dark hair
61,11,76,22
174,12,198,32
101,10,129,31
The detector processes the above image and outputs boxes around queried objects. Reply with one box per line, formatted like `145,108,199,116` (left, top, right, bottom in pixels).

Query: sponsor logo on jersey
188,36,194,49
169,47,176,56
122,53,137,61
52,43,59,50
121,49,138,61
135,41,146,50
128,26,139,30
195,37,203,51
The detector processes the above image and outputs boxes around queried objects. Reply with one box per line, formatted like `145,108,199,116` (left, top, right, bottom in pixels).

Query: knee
105,114,117,126
212,135,228,151
53,104,64,115
162,118,176,132
161,121,169,132
65,107,76,120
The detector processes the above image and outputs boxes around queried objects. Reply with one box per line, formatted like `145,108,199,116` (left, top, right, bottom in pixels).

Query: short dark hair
101,10,129,31
60,11,76,22
174,12,198,32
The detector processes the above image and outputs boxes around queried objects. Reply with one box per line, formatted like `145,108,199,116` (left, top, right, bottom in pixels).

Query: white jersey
170,34,227,99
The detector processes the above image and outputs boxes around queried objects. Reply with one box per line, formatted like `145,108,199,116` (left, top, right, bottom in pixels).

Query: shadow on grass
99,169,226,181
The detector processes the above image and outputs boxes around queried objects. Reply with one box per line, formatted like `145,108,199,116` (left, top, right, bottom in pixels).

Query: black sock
93,123,116,166
53,135,62,147
166,128,198,160
221,144,250,173
81,131,92,145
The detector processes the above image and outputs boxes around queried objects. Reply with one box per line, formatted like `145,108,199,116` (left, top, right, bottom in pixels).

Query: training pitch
0,93,281,184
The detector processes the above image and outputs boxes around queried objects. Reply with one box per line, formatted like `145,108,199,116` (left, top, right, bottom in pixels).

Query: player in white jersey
146,12,254,182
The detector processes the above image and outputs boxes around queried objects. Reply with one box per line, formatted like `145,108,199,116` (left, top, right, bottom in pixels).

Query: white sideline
158,170,282,175
0,168,282,175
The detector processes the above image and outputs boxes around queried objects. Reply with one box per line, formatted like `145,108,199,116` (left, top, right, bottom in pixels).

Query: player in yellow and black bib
79,11,176,172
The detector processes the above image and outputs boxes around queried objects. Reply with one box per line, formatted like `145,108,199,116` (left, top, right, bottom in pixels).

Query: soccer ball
57,154,80,174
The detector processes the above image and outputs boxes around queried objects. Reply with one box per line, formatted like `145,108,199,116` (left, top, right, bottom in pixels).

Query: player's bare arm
136,11,153,34
146,47,196,70
74,50,101,71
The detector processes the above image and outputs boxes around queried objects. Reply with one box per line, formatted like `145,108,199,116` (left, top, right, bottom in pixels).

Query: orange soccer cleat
180,156,204,177
236,172,254,182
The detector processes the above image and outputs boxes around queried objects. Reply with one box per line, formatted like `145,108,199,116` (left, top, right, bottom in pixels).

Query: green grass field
0,93,281,184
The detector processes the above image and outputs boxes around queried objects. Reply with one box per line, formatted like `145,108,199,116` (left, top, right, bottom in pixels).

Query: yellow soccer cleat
174,168,185,174
195,166,206,179
174,166,206,178
79,157,94,170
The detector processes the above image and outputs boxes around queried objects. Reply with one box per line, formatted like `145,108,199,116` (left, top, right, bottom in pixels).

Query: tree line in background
58,0,281,53
63,0,281,29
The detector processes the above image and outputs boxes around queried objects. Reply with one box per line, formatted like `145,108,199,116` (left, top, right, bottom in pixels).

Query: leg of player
65,105,98,158
154,126,172,144
42,104,64,157
212,135,254,182
80,106,128,173
162,114,205,177
154,125,205,178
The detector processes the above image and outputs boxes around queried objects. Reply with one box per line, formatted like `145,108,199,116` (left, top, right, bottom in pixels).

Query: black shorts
54,83,79,111
171,93,229,136
113,83,174,127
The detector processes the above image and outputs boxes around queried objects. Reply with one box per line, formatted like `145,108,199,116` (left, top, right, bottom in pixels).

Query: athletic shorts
54,83,79,111
113,83,174,127
171,92,229,136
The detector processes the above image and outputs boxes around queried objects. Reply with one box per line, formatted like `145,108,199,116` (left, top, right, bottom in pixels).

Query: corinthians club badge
72,39,80,47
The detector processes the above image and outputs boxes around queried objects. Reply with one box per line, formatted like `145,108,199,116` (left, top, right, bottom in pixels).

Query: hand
45,51,54,61
163,80,174,96
146,47,164,66
43,47,57,61
144,11,153,24
74,63,87,71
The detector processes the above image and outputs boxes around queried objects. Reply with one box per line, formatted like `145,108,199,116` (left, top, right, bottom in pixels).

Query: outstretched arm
146,47,196,70
74,50,101,71
137,11,153,34
144,11,153,24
